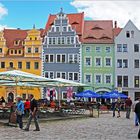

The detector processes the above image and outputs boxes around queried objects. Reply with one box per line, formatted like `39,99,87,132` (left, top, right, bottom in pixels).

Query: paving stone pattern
0,112,138,140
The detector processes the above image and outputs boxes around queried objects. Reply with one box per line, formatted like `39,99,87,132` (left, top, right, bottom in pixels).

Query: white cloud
0,3,8,19
0,25,15,31
71,1,140,28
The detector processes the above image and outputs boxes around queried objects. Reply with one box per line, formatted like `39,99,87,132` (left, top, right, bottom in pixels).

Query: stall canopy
101,90,128,99
75,90,101,98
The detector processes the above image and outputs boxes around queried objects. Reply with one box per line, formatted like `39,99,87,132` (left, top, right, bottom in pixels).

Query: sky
0,0,140,30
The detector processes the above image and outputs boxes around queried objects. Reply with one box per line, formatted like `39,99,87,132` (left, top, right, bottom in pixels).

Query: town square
0,0,139,140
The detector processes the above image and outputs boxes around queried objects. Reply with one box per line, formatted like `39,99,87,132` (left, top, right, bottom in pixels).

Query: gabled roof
3,28,44,49
44,12,84,36
3,29,27,49
82,20,114,44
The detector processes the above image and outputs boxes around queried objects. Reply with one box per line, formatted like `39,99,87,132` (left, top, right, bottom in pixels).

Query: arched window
9,62,13,68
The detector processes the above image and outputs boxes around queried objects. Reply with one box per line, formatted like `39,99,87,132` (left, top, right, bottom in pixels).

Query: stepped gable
44,12,84,38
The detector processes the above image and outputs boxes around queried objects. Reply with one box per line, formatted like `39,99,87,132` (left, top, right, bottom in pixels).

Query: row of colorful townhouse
0,10,139,101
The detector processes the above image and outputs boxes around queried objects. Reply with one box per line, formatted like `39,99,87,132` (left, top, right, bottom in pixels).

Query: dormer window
56,27,60,32
68,26,71,31
63,27,67,32
126,31,130,38
14,40,20,46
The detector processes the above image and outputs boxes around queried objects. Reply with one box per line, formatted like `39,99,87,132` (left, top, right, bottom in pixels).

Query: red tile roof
3,29,27,49
113,27,122,37
82,20,114,44
44,12,84,36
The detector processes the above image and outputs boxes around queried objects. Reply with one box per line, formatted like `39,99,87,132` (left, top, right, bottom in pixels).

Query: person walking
16,95,24,129
24,94,40,131
132,98,139,126
116,98,121,118
134,98,140,139
125,97,132,119
111,99,116,117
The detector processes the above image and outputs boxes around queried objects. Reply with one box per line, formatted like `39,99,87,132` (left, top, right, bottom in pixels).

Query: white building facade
115,20,140,101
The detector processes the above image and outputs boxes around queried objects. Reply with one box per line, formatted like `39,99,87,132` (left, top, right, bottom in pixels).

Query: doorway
8,92,14,102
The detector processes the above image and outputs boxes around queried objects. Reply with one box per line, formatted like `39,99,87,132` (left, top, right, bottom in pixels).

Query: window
57,55,61,63
34,62,39,69
134,76,139,88
58,37,61,44
62,92,67,100
96,75,101,84
123,59,128,68
49,38,52,44
105,75,111,84
117,44,122,52
71,37,74,44
62,37,65,44
55,20,60,25
123,76,128,87
63,27,67,32
19,50,21,54
56,72,61,78
74,54,78,63
56,27,59,32
1,62,5,68
85,74,91,83
62,19,67,24
62,73,66,79
106,47,111,53
18,62,22,69
85,58,91,66
35,37,37,40
68,73,73,80
86,47,91,52
0,48,2,53
52,38,55,44
11,50,13,54
134,44,139,52
51,27,54,32
9,62,13,68
45,55,54,63
135,60,139,68
96,47,101,52
68,26,71,31
45,71,54,79
27,48,31,53
96,58,101,66
131,30,134,38
26,62,30,69
62,55,66,63
67,37,70,44
68,72,79,81
30,37,32,40
105,58,111,66
22,94,26,100
117,76,122,87
126,31,130,38
68,54,73,63
35,48,39,53
117,59,122,68
123,44,127,52
74,73,78,81
15,40,19,45
15,50,17,54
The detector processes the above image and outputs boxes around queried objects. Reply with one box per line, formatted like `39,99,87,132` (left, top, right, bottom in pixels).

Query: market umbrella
75,90,101,98
101,90,128,99
0,70,55,96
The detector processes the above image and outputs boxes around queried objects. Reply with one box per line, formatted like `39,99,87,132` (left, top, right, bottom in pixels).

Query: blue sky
0,1,140,30
0,0,77,29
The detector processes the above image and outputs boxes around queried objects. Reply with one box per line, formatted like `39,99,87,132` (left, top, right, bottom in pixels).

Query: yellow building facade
0,27,43,102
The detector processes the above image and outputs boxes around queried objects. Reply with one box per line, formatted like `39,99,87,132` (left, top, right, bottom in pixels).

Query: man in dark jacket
134,98,140,139
24,94,40,131
125,97,132,119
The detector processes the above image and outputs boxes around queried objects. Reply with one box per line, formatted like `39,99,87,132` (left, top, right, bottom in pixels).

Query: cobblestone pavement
0,112,138,140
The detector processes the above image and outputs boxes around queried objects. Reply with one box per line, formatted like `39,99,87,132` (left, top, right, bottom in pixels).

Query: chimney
114,21,117,28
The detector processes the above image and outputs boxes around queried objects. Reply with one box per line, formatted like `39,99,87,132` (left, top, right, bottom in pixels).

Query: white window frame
95,57,102,67
104,74,112,84
104,57,112,67
56,54,66,63
44,71,54,79
34,47,39,53
56,72,66,79
96,46,101,53
68,54,79,63
68,72,79,81
106,47,111,53
85,46,91,53
84,73,92,84
95,74,102,84
45,54,54,63
84,56,92,67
